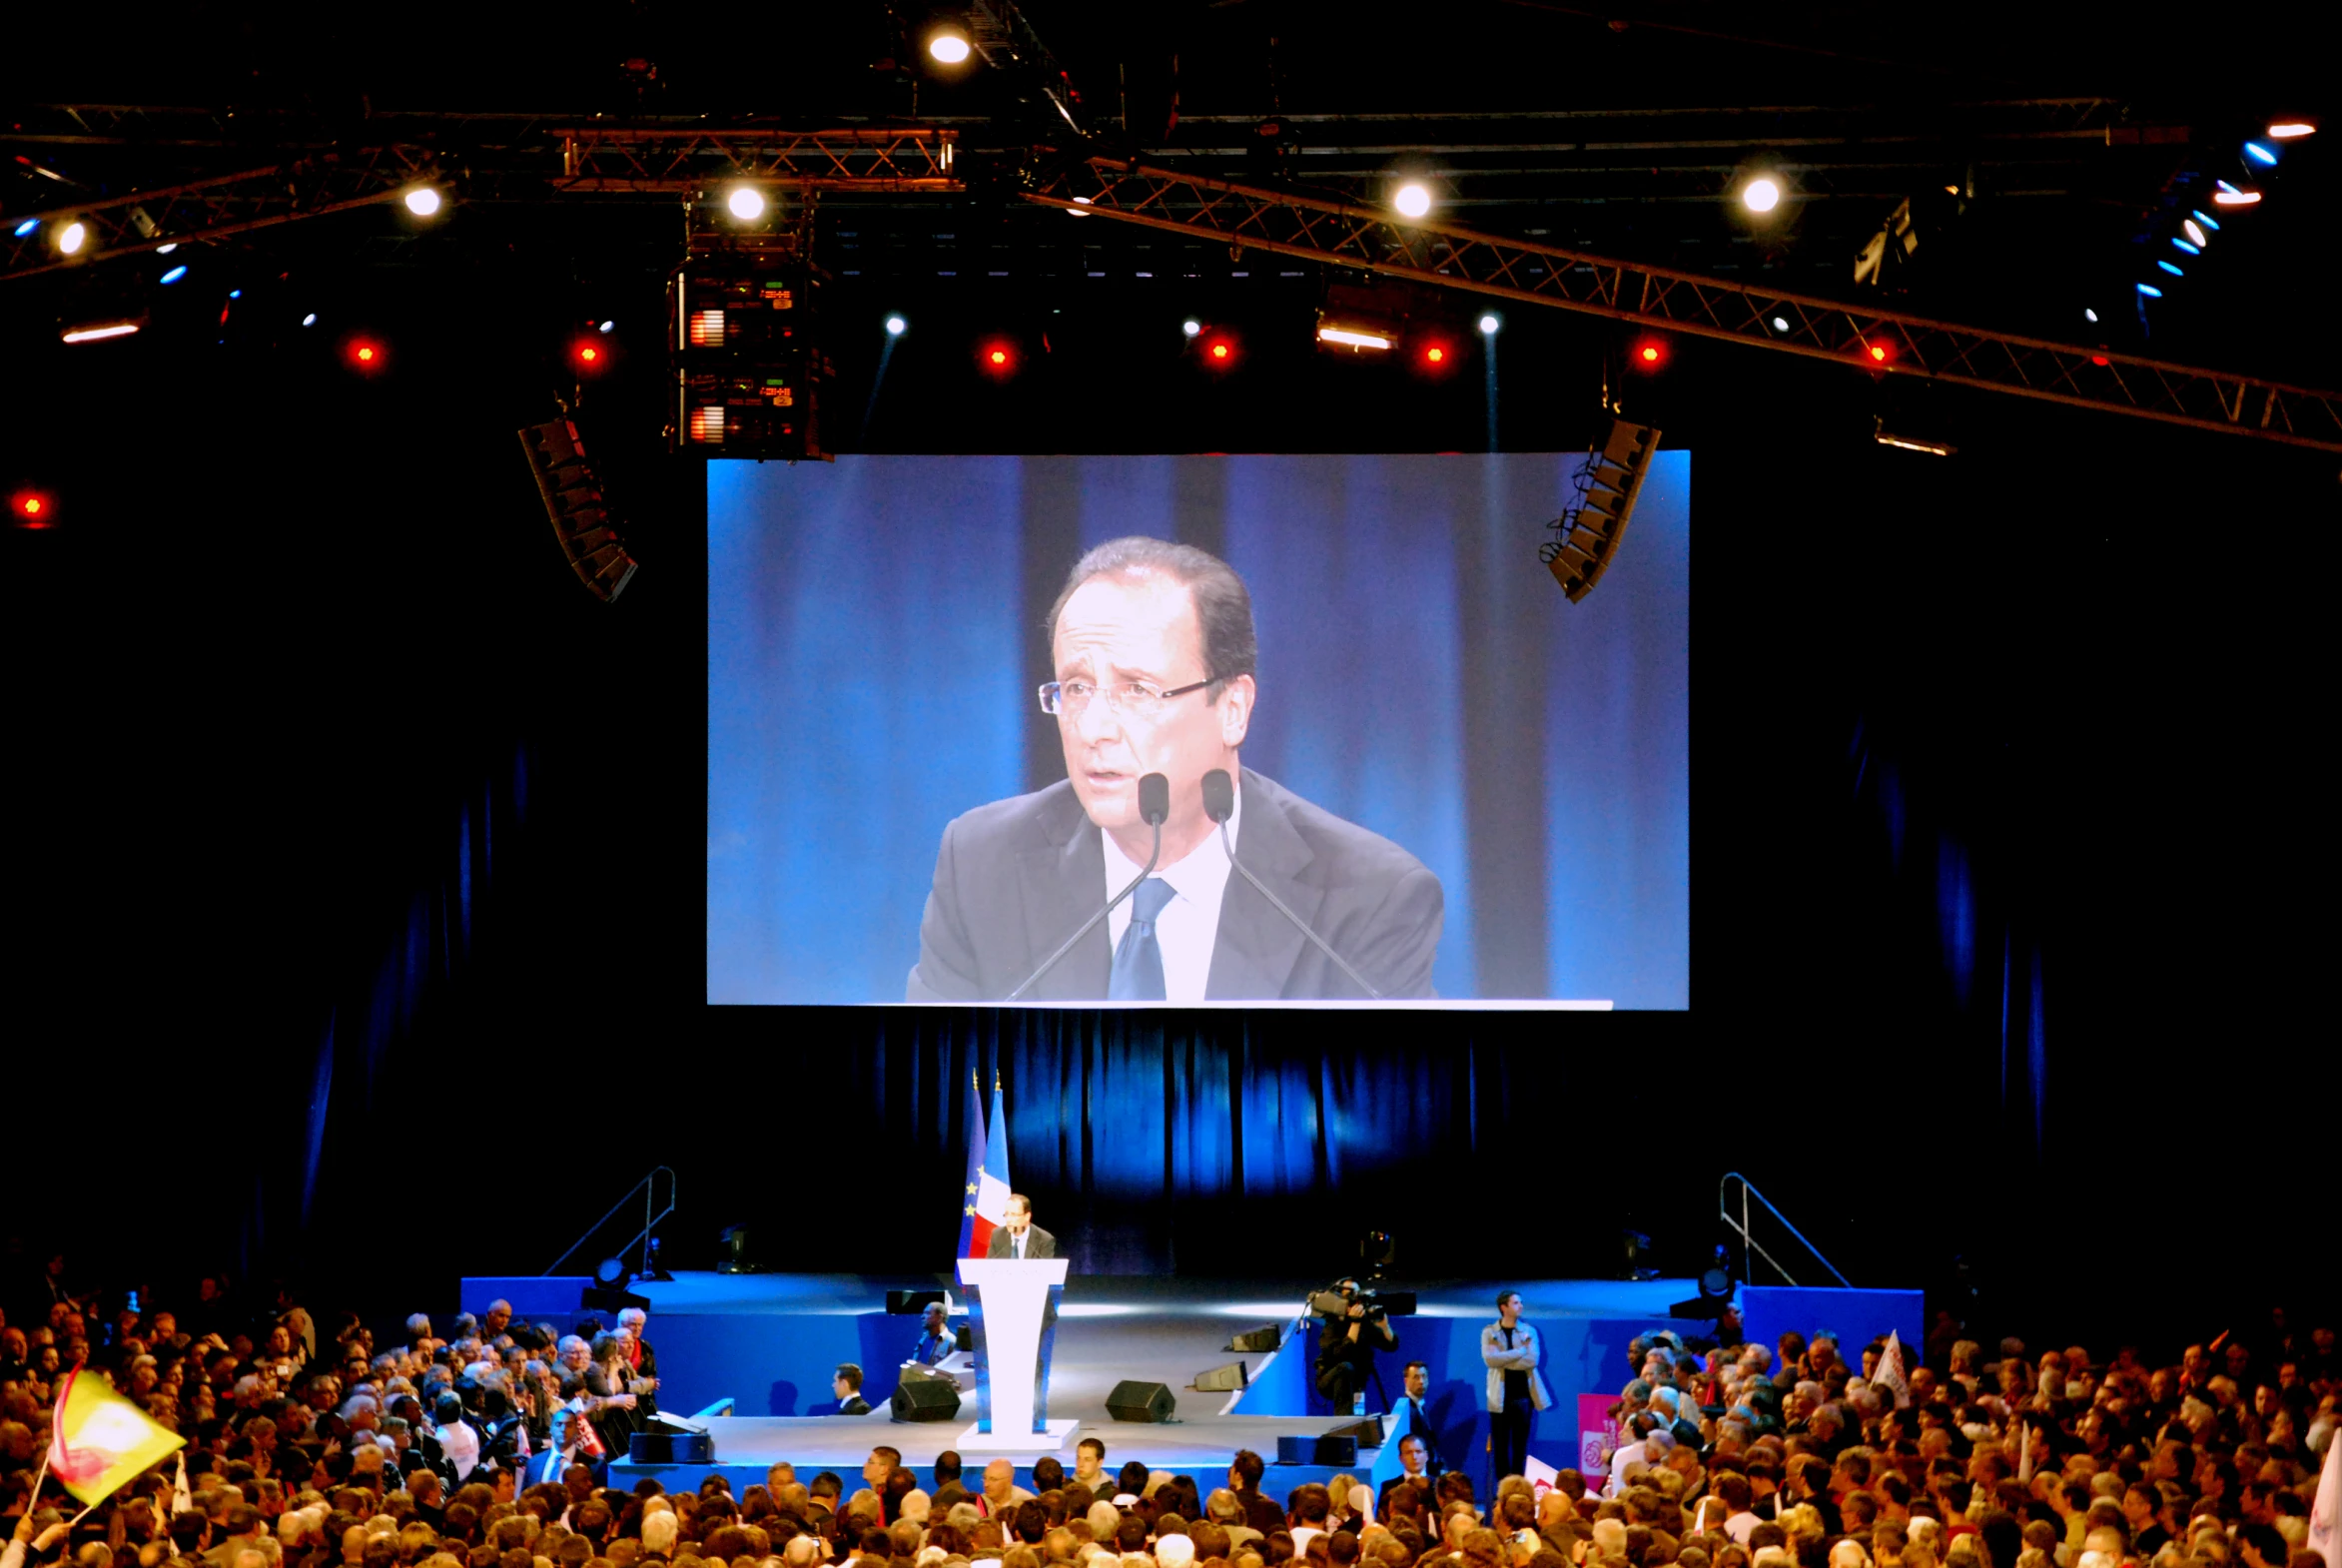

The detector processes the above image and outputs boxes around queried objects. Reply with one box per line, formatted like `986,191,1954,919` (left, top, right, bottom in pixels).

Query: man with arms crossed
909,536,1442,1002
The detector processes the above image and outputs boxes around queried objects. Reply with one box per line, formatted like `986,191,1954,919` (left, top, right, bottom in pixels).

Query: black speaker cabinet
890,1371,964,1423
1276,1433,1357,1466
1105,1379,1176,1422
629,1430,714,1464
1226,1325,1282,1354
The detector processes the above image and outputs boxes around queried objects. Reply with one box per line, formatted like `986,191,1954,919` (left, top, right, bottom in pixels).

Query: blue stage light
2171,239,2201,256
2191,210,2220,232
229,289,242,299
12,219,38,238
2157,261,2184,277
2243,141,2277,165
2136,283,2163,298
159,265,188,285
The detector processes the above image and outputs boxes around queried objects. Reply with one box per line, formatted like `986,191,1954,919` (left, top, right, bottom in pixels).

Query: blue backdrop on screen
706,452,1690,1005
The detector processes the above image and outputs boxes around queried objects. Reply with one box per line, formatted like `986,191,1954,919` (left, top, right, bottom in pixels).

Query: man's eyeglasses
1038,677,1212,719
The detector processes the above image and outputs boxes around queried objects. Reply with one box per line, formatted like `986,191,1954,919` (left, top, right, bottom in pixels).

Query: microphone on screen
1202,768,1384,1001
1004,771,1171,1002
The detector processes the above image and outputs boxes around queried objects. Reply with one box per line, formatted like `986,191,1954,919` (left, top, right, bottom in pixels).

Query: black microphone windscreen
1200,769,1235,824
1139,772,1171,825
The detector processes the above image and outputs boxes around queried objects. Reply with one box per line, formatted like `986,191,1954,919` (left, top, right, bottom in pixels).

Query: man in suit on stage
985,1193,1057,1260
1397,1359,1442,1472
832,1364,873,1415
908,536,1442,1003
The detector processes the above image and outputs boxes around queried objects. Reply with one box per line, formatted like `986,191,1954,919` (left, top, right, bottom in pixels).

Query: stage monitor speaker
629,1430,714,1463
890,1370,963,1423
887,1289,948,1315
1192,1361,1250,1393
1106,1380,1176,1422
715,1224,773,1274
1226,1325,1282,1354
1276,1433,1357,1466
1326,1415,1384,1446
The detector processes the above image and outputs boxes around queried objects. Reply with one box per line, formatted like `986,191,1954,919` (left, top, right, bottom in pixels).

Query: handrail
546,1167,676,1277
1719,1172,1852,1288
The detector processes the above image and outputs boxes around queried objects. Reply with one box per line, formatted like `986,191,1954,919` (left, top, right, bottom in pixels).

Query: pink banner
1577,1392,1619,1479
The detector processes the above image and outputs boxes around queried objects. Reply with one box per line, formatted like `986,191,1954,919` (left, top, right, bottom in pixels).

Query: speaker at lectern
954,1257,1076,1450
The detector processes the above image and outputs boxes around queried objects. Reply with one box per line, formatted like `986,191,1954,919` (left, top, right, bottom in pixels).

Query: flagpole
26,1445,50,1505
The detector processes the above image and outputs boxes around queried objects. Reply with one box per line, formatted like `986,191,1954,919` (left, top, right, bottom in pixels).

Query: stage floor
565,1272,1700,1495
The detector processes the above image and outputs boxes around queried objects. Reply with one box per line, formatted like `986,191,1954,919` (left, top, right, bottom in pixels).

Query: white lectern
955,1257,1075,1451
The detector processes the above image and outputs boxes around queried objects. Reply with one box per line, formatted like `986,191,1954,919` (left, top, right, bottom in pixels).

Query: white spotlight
2266,121,2315,140
1181,319,1201,338
885,315,908,336
403,187,442,217
727,186,767,221
928,30,972,64
156,243,178,255
2083,308,2099,324
1391,182,1433,219
1743,177,1782,214
1477,314,1500,336
58,221,88,256
302,313,318,327
1770,315,1790,332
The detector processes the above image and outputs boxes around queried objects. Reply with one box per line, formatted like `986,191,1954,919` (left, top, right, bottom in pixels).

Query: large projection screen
707,451,1688,1007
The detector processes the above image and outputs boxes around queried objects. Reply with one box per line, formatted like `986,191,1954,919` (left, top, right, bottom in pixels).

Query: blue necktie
1108,877,1175,1001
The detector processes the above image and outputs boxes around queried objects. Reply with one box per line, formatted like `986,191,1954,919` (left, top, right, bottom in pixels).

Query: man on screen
908,536,1442,1002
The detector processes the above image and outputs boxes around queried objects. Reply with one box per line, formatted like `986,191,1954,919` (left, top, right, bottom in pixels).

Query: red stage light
1211,343,1228,359
349,339,385,370
580,346,597,363
2091,354,2110,367
1640,347,1658,362
1426,347,1445,363
12,489,54,526
1864,340,1892,363
977,340,1019,378
1200,335,1238,368
1632,338,1668,368
989,349,1007,365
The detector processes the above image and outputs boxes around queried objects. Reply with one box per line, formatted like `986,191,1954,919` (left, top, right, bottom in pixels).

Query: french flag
967,1074,1014,1255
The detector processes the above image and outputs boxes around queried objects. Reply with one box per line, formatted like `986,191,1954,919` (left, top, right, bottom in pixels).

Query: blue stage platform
457,1271,1923,1498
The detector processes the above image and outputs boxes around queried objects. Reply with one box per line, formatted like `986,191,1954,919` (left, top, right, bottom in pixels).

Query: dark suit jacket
908,768,1442,1001
985,1223,1058,1259
835,1394,872,1415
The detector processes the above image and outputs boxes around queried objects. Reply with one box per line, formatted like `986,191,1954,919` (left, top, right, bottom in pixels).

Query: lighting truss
1021,155,2342,453
551,126,960,194
3,144,440,281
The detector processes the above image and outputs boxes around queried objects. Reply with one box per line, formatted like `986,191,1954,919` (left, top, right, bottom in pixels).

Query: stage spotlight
57,221,87,256
928,26,973,64
1770,315,1790,332
1200,333,1237,367
1865,340,1893,363
2157,260,2185,277
2267,121,2316,140
159,265,188,285
11,219,36,238
573,339,606,371
12,489,55,526
1478,314,1500,336
1067,196,1094,218
1742,176,1783,213
727,186,767,221
349,338,385,370
1391,181,1433,219
303,313,318,327
599,320,615,333
1874,417,1955,456
2171,239,2200,256
885,314,907,336
2182,219,2208,246
2242,141,2277,166
2084,308,2099,324
60,320,139,343
2212,182,2261,206
1181,318,1201,337
2136,283,2164,298
1632,338,1665,367
1424,345,1445,363
403,186,442,217
1319,325,1392,351
2191,210,2220,232
978,339,1018,377
156,243,177,255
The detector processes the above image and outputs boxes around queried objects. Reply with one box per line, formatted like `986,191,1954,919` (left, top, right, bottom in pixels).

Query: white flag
172,1451,193,1514
1525,1454,1559,1496
1877,1330,1912,1408
2309,1427,2339,1568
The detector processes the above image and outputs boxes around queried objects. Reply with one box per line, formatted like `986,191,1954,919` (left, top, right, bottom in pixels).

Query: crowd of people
1,1257,2336,1568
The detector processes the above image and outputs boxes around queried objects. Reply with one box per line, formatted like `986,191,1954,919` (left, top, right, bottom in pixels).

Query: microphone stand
1217,820,1384,1000
1004,818,1162,1002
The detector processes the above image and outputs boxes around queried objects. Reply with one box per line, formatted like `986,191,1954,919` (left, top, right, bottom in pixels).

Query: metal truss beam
550,126,960,193
4,145,441,280
1,127,961,282
1022,156,2342,453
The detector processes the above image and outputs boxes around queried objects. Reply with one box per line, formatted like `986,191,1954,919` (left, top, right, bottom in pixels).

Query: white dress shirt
1101,787,1240,1004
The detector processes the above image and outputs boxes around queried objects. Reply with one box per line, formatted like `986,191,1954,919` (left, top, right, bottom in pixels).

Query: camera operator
1314,1278,1397,1412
